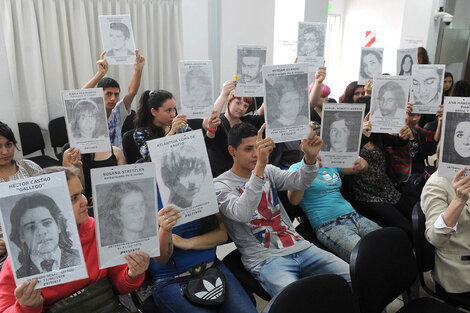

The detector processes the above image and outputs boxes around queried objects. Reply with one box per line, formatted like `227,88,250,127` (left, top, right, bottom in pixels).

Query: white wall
181,0,209,60
220,0,275,89
331,0,406,101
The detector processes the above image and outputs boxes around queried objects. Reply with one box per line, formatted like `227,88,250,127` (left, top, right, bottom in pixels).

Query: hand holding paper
158,206,180,233
134,49,145,71
96,51,109,76
14,279,44,308
255,124,275,169
315,62,327,84
126,251,150,279
301,123,323,165
362,112,372,137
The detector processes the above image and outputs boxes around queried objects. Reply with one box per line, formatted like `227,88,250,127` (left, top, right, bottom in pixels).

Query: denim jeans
315,212,381,262
152,262,257,313
249,245,351,298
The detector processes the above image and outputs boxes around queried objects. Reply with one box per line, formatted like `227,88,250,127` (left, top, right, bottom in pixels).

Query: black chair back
48,117,68,157
122,129,141,164
187,118,203,130
268,274,354,313
121,110,136,136
350,227,417,313
18,122,46,155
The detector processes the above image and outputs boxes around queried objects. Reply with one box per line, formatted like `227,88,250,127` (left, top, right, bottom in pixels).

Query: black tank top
83,147,118,200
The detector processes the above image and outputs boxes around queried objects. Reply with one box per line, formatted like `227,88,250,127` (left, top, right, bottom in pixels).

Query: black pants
354,194,418,239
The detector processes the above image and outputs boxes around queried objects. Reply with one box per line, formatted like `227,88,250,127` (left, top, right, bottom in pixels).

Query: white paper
0,172,88,289
410,64,446,114
397,48,417,76
147,130,219,226
370,75,411,133
179,60,214,119
263,63,310,143
99,15,136,65
234,45,267,97
319,103,365,168
402,37,423,49
62,88,111,154
296,22,326,72
358,47,384,85
91,163,159,269
438,97,470,177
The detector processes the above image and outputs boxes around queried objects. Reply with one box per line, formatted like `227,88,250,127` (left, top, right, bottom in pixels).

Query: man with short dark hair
82,50,145,148
9,193,80,278
214,122,350,298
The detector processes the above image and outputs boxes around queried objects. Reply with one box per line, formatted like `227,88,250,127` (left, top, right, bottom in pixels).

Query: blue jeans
315,212,381,263
249,245,351,297
152,262,257,313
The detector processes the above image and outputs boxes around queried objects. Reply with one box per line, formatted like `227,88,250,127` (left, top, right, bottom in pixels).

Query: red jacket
0,217,144,313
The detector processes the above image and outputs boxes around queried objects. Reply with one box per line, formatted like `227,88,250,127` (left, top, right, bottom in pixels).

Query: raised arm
309,63,326,112
203,80,236,130
172,214,227,250
122,50,146,111
82,51,109,89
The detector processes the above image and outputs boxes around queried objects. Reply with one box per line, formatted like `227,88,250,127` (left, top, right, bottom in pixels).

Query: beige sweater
421,172,470,293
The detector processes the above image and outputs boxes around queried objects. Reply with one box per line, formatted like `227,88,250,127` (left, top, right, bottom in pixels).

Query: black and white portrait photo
96,179,156,247
358,47,384,84
179,61,214,119
319,103,365,167
321,111,362,153
147,131,219,226
410,64,445,114
0,172,87,288
442,112,470,165
397,48,417,76
62,88,110,154
297,22,326,57
370,75,411,133
263,63,310,143
99,15,136,65
91,163,159,269
237,46,266,84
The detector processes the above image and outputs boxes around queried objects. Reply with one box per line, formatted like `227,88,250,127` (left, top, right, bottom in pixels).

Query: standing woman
133,90,188,161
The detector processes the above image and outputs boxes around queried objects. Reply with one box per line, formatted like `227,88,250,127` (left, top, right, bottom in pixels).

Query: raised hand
362,112,372,137
452,167,470,203
300,123,323,165
135,49,145,72
62,147,82,168
365,80,373,96
96,51,108,76
399,126,414,140
158,206,180,233
222,80,236,97
14,279,43,308
352,156,368,171
168,115,188,136
255,124,275,168
315,61,327,84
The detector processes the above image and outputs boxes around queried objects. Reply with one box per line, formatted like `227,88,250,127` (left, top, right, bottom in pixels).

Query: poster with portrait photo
0,172,88,289
297,22,326,72
178,60,214,119
147,130,219,226
396,48,417,76
99,15,136,65
370,75,411,133
319,103,365,167
62,88,110,154
235,45,267,97
438,97,470,177
263,63,310,143
91,163,159,269
358,47,384,85
410,64,446,114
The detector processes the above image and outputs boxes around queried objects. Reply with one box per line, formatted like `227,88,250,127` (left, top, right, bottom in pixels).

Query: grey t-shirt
214,161,319,270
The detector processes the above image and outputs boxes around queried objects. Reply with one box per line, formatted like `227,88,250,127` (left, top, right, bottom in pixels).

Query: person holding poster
0,167,150,312
134,90,190,161
150,211,257,312
82,50,145,149
288,156,381,262
421,166,470,296
215,123,350,299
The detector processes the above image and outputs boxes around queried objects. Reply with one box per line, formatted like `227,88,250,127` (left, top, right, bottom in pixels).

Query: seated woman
353,109,416,238
204,82,264,177
288,156,381,262
0,122,41,183
151,207,257,313
0,166,150,312
133,90,190,161
0,122,42,267
421,162,470,296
